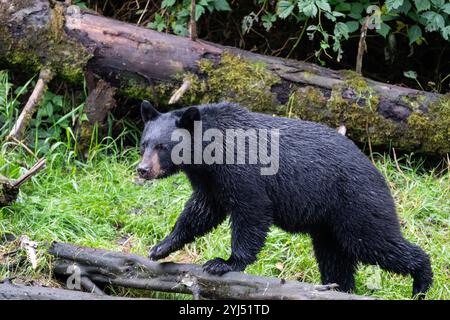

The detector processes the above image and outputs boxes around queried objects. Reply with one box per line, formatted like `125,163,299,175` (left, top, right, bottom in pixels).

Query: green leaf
414,0,430,12
382,14,398,22
302,3,318,17
315,0,331,13
173,23,189,36
73,1,88,9
277,1,295,19
422,11,445,32
442,3,450,14
262,13,276,31
335,22,350,39
195,4,205,21
404,70,418,79
335,2,351,11
345,21,360,33
398,0,412,14
331,11,345,17
161,0,176,9
213,0,231,11
441,25,450,40
324,12,336,22
349,2,363,19
431,0,444,8
377,22,391,38
177,8,190,18
52,95,63,107
320,41,330,49
147,14,166,33
46,102,53,118
386,0,404,11
408,25,422,44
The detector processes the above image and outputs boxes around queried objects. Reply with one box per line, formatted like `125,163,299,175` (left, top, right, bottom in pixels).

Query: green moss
119,77,177,105
288,86,328,121
46,4,91,83
406,95,450,154
283,71,449,154
401,95,427,112
0,3,91,83
181,53,280,112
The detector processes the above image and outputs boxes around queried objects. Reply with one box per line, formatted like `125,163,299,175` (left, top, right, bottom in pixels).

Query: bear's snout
137,152,164,180
137,166,150,179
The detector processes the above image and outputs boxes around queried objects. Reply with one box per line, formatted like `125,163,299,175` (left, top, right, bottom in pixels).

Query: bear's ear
176,107,201,130
141,100,160,122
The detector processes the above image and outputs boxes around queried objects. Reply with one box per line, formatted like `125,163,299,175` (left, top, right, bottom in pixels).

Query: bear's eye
140,142,148,155
154,143,167,151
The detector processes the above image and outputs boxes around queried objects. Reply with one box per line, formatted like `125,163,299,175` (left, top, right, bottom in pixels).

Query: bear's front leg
149,192,226,260
149,234,178,260
203,208,272,275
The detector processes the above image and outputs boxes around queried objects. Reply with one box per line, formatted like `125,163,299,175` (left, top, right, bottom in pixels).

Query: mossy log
0,0,449,155
49,242,374,300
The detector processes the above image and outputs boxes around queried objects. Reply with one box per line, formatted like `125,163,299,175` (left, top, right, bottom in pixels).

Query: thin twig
356,17,369,74
8,137,36,159
136,0,150,25
392,148,403,174
190,0,197,41
168,79,192,104
365,121,375,165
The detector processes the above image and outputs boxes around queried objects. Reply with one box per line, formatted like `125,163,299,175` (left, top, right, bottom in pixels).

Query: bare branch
168,79,192,104
7,68,53,141
190,0,197,41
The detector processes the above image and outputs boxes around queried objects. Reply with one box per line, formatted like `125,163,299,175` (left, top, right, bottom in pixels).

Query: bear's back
196,103,394,226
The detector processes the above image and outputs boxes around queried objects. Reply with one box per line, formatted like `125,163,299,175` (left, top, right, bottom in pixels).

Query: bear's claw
202,258,233,275
148,240,173,260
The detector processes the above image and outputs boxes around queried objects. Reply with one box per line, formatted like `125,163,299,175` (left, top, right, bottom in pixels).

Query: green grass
0,148,448,299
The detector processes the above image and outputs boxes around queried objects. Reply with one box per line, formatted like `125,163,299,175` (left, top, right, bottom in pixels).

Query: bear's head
138,100,200,180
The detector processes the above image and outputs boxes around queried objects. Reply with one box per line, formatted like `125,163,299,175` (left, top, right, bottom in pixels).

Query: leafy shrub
147,0,231,36
144,0,449,64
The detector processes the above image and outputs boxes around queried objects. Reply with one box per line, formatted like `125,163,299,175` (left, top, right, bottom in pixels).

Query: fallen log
0,0,448,155
49,242,374,300
0,281,140,300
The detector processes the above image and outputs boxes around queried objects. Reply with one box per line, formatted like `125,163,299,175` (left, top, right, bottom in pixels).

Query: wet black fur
139,101,433,297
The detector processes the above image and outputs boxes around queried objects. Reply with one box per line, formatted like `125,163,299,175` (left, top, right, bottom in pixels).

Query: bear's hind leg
311,230,357,292
360,238,433,299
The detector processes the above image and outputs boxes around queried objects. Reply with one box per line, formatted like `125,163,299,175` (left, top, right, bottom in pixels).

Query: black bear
137,100,432,297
